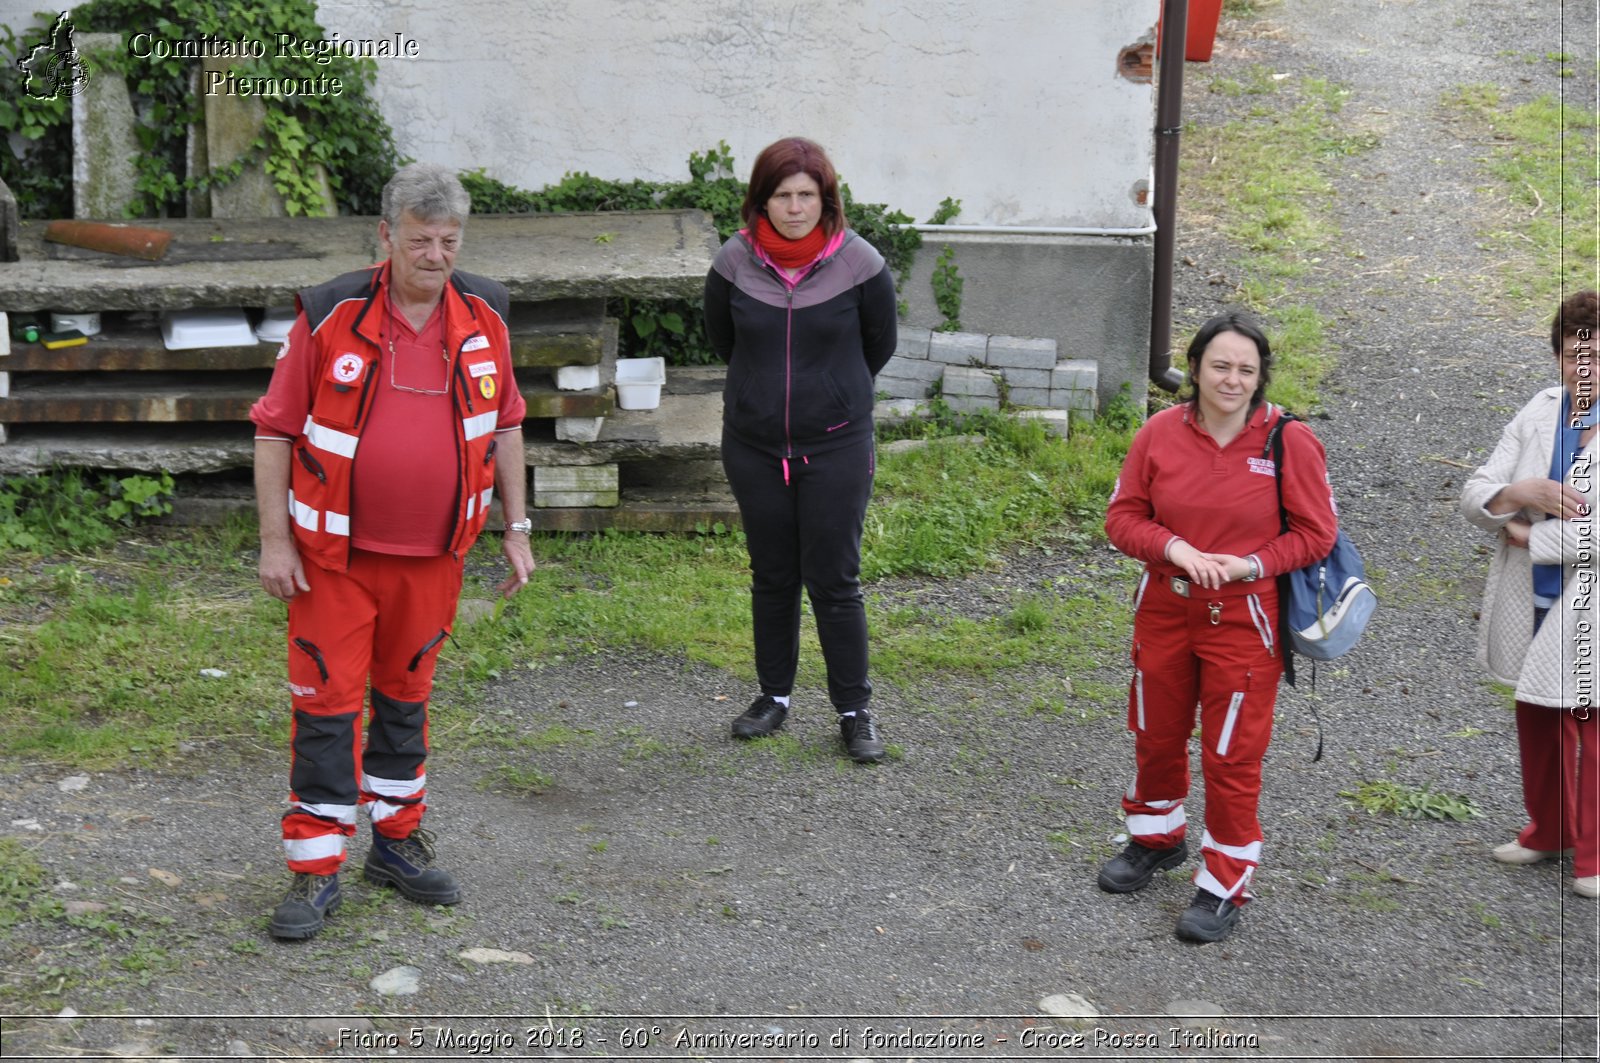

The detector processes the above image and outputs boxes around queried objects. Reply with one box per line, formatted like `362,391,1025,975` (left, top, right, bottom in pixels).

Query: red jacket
1106,401,1339,589
255,263,518,572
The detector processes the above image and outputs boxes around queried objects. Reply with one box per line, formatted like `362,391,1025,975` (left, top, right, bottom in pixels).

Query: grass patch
1341,780,1483,821
1444,85,1599,310
1184,76,1378,409
480,764,556,795
1223,0,1280,16
0,838,49,930
0,529,287,765
866,414,1132,578
873,590,1129,691
1210,64,1282,99
0,411,1137,769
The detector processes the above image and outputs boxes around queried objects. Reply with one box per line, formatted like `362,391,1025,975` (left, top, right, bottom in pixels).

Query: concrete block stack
534,464,620,508
1050,358,1099,421
872,327,1099,424
985,335,1057,407
874,325,944,401
940,364,1002,414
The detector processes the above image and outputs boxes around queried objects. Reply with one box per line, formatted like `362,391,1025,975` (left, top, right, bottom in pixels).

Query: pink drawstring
782,457,790,485
803,455,809,464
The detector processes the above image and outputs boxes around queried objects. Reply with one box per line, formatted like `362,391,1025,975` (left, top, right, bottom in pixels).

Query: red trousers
1516,701,1600,878
1121,573,1283,904
281,550,463,874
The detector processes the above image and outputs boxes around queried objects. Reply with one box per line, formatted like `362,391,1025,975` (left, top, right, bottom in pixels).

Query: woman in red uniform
1102,312,1338,943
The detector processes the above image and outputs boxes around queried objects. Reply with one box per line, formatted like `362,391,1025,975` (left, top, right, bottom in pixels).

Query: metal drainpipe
1149,0,1189,392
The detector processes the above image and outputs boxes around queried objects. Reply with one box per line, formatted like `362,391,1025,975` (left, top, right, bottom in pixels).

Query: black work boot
364,827,461,905
1097,839,1188,893
731,695,788,739
268,872,341,940
839,710,886,763
1174,887,1243,943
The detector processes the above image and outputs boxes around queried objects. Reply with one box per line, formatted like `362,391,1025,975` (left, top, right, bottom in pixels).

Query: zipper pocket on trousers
292,637,330,682
408,629,449,672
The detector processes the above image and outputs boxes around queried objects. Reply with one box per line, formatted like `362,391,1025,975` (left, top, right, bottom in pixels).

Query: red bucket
1157,0,1225,63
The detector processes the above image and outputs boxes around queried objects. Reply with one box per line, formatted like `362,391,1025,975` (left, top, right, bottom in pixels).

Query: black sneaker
1174,887,1242,943
364,827,462,905
268,872,341,940
839,710,885,763
732,695,788,739
1097,839,1188,893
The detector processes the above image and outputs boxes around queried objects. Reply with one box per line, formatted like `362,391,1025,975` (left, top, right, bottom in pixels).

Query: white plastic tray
161,308,257,350
255,306,297,344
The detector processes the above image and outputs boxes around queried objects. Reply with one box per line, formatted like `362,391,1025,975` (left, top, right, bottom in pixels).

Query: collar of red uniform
353,261,477,351
1181,399,1279,429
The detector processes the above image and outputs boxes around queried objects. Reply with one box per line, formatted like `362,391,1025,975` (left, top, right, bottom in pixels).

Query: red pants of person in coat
1516,701,1600,878
1121,573,1283,905
281,550,463,874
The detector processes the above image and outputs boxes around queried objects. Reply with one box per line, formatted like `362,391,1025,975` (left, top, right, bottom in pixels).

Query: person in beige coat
1461,289,1598,898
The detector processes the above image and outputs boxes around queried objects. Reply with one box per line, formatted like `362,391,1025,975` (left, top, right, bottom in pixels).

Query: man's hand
1504,517,1533,549
260,538,309,601
496,533,534,598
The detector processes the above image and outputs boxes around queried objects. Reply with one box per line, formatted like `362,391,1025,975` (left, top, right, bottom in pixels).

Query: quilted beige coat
1460,386,1598,709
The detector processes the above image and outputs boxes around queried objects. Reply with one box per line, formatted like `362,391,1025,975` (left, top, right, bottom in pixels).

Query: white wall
11,0,1159,227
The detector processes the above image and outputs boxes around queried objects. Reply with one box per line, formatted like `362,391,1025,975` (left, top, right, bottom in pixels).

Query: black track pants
722,429,875,712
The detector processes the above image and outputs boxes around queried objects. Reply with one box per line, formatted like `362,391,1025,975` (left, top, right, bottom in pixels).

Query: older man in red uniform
251,163,533,939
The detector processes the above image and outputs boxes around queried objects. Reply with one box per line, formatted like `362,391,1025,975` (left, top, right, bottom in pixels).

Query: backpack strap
1264,409,1298,687
1264,408,1326,760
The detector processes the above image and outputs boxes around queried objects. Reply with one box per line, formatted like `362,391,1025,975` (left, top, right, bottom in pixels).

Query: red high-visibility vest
286,263,516,571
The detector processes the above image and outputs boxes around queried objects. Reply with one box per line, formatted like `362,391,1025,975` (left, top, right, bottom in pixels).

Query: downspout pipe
1149,0,1189,392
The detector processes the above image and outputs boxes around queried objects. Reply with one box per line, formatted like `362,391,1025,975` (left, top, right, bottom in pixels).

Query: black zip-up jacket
704,229,897,456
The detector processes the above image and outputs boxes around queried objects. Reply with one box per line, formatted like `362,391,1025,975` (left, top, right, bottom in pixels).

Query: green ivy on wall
461,142,932,365
0,0,398,218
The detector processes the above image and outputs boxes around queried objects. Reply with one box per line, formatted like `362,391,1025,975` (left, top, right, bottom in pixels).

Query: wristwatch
506,518,533,534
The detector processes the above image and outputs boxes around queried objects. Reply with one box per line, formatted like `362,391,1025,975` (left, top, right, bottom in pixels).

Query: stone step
5,301,611,372
6,210,719,312
0,372,614,424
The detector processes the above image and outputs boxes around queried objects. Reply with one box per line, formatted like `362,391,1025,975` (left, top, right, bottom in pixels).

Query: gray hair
381,163,470,229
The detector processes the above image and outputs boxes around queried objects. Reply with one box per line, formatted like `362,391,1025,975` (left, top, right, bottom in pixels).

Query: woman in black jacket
704,136,898,762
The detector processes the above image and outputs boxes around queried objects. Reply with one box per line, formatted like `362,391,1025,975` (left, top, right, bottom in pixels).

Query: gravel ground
4,2,1600,1060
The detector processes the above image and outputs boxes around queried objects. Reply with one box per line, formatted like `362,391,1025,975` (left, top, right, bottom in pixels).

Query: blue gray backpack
1265,411,1377,685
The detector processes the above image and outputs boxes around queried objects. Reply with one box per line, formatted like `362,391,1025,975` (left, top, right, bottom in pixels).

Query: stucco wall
6,1,1160,400
6,0,1159,228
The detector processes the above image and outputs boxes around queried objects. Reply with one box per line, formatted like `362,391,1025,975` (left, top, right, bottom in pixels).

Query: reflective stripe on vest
288,491,350,537
304,415,360,459
463,411,497,441
465,486,495,520
290,492,318,533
